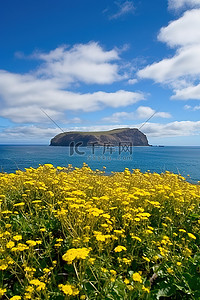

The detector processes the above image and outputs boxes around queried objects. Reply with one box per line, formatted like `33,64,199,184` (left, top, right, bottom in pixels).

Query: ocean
0,145,200,183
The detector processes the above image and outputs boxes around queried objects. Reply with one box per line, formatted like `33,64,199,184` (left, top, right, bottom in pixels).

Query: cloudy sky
0,0,200,145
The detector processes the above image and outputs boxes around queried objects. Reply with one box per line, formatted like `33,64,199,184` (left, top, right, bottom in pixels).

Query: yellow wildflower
142,256,150,262
179,229,186,233
26,240,37,247
29,279,46,291
0,264,8,270
131,235,142,242
62,247,90,264
132,272,142,283
13,202,25,207
110,269,117,275
114,245,127,252
187,233,196,240
142,286,150,293
124,278,130,284
13,235,22,241
167,268,173,274
59,283,79,296
10,296,21,300
0,288,6,296
6,241,15,249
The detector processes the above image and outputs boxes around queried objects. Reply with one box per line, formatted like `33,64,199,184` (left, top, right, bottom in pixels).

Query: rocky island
50,128,149,146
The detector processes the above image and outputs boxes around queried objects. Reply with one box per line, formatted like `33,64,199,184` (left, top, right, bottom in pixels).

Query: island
50,128,149,146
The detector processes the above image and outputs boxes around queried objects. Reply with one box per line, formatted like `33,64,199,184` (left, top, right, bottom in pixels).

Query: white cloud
0,71,144,122
137,9,200,100
0,106,64,123
171,82,200,99
0,42,145,123
102,106,171,123
168,0,200,11
109,1,135,19
158,9,200,47
194,105,200,110
36,42,124,85
102,112,132,123
0,126,60,143
138,44,200,82
184,104,191,110
142,121,200,137
128,78,138,85
183,104,200,110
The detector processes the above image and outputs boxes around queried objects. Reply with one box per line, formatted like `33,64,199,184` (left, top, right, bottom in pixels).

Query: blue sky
0,0,200,145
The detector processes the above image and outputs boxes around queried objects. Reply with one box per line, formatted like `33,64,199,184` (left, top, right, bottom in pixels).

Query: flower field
0,164,199,299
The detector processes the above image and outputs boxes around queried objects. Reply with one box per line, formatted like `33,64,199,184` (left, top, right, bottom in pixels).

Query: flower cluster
0,164,199,299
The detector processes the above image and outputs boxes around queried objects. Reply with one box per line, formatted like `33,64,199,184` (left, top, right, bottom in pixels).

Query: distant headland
50,128,149,146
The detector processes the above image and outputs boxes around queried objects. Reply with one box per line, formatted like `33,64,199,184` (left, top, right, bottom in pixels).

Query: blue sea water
0,145,200,183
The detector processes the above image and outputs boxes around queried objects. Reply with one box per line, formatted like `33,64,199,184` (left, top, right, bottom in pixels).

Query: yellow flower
25,286,34,293
62,247,90,264
5,224,11,228
101,267,108,273
6,241,15,249
145,229,153,234
142,256,150,262
130,235,142,242
0,264,8,270
179,229,186,233
122,258,132,264
32,200,42,204
124,278,130,284
14,202,25,207
177,262,182,266
142,286,150,293
59,283,79,296
89,258,95,264
24,267,36,273
0,288,6,296
114,246,127,252
29,279,46,291
56,238,63,242
134,217,140,222
12,243,29,252
167,268,173,274
40,228,46,232
110,277,115,282
10,296,21,300
153,255,159,261
4,231,11,236
13,235,22,241
26,240,37,247
36,240,42,245
127,285,134,291
43,268,50,273
132,272,142,283
187,233,196,240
